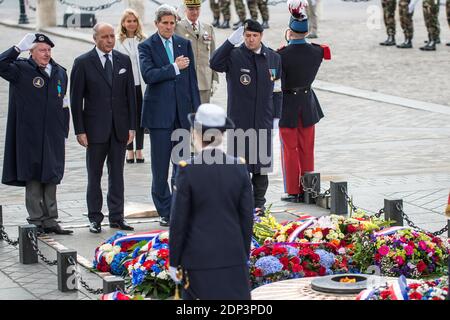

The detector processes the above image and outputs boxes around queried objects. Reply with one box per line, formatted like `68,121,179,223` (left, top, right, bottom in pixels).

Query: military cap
183,0,201,7
243,19,264,33
289,16,308,33
34,33,55,48
188,103,235,131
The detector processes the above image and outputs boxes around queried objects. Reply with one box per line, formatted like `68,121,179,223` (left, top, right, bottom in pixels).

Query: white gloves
16,33,36,52
408,0,420,14
273,118,280,130
169,266,181,284
228,26,244,46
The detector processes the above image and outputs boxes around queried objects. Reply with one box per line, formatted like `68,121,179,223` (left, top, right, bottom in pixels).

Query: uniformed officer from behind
210,20,282,214
169,103,254,300
0,33,72,235
175,0,219,103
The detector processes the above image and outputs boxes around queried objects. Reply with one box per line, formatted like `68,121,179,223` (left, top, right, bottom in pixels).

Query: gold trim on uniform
179,160,188,167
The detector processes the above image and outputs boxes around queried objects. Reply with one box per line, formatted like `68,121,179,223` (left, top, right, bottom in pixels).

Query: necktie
192,23,199,38
164,39,174,64
104,53,113,86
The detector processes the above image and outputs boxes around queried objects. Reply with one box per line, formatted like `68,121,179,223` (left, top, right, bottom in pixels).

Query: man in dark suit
277,11,330,203
139,4,200,227
169,103,254,300
70,23,137,233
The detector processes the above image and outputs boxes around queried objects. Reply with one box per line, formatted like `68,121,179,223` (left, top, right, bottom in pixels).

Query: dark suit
139,33,200,219
169,149,254,300
70,48,136,223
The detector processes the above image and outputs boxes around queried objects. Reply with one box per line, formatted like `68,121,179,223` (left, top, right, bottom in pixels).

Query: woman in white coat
115,8,147,163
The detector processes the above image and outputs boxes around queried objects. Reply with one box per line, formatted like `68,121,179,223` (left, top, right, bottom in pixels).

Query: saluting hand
127,130,135,145
227,26,244,46
77,133,88,148
16,33,36,52
175,55,190,70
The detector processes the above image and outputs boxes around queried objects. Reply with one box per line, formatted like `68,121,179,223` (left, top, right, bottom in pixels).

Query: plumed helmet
287,0,309,20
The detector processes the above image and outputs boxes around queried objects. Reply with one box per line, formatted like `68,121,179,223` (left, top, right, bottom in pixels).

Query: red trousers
279,118,315,195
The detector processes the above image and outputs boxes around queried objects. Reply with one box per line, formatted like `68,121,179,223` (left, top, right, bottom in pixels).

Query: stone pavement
0,0,449,300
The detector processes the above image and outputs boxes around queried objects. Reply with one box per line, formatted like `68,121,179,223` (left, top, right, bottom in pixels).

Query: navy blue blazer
139,33,200,130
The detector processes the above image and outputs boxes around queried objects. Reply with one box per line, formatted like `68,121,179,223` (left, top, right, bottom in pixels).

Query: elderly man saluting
0,33,72,235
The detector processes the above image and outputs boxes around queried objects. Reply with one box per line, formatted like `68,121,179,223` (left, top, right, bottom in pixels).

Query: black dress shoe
89,221,101,233
44,224,73,235
109,220,134,231
446,42,450,46
424,37,440,44
126,158,135,164
159,217,170,227
379,35,396,46
136,158,145,163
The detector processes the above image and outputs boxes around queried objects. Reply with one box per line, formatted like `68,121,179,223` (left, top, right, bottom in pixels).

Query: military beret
184,0,201,7
289,16,308,33
243,19,264,33
34,33,55,48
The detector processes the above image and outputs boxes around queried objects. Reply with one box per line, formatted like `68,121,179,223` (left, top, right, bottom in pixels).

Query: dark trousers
127,85,144,151
182,265,251,300
251,173,268,209
148,117,184,219
25,180,58,228
86,133,126,224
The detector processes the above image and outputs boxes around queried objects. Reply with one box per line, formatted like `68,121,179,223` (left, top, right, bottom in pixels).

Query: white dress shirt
158,33,180,75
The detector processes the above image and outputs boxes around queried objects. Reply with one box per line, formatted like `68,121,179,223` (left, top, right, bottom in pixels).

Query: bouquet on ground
123,232,175,299
352,228,449,278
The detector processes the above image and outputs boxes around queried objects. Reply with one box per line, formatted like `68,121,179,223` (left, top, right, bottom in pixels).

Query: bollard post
58,250,78,292
19,225,38,264
330,181,348,215
303,172,320,205
384,199,404,226
103,276,125,294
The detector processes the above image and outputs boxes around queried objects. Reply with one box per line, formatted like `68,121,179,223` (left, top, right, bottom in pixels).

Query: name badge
240,68,250,73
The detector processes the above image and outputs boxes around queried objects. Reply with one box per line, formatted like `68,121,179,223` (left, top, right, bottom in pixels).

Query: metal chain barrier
375,208,384,219
300,176,330,199
67,256,104,295
339,185,359,212
57,0,122,12
0,226,19,247
395,203,448,237
27,231,58,266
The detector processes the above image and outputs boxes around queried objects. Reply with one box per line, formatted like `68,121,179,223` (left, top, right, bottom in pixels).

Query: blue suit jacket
139,33,200,129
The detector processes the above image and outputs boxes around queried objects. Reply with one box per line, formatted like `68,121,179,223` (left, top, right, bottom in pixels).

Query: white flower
160,232,169,240
157,270,169,280
338,248,346,255
140,266,146,272
304,229,313,238
135,262,141,268
112,246,121,254
99,243,112,252
317,216,334,229
105,252,115,264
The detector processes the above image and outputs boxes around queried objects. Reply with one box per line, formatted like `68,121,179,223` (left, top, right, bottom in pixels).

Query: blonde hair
117,8,147,43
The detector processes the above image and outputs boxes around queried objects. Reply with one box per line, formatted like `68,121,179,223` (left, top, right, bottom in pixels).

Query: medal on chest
240,74,251,86
269,68,277,81
57,79,62,97
33,76,44,88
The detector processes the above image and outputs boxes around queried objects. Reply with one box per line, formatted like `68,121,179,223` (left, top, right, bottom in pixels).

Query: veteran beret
243,19,264,33
34,33,55,48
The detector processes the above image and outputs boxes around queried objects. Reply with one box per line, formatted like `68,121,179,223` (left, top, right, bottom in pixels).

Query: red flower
417,260,427,273
374,253,381,262
157,249,169,259
272,246,287,256
143,260,155,269
304,271,317,277
253,268,263,277
346,225,358,234
408,292,423,300
322,228,330,237
318,266,326,276
279,257,290,269
380,290,391,300
290,257,300,265
409,283,421,290
116,292,131,300
310,253,320,263
292,264,303,273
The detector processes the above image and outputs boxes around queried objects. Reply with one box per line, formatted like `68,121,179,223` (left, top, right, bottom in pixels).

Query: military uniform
210,22,282,209
175,19,218,103
0,41,69,230
306,0,319,37
397,0,414,48
247,0,270,27
234,0,247,23
421,0,440,50
380,0,397,45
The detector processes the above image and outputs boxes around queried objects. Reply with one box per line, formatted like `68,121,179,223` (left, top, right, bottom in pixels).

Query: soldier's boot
396,37,412,48
424,37,440,44
379,35,396,46
219,20,230,29
212,18,220,27
447,42,450,46
233,21,241,27
232,20,244,30
261,20,269,29
420,39,436,51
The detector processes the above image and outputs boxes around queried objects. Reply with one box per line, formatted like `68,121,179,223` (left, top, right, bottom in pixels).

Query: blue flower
105,231,127,244
131,246,141,259
131,268,146,286
314,249,335,269
286,245,299,257
255,256,283,276
110,252,129,275
151,264,161,274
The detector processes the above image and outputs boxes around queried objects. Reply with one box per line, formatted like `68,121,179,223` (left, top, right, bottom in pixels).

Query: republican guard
278,1,331,203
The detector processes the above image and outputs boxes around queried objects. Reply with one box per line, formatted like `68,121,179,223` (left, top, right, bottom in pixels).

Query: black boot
379,35,396,46
219,19,230,29
420,39,436,51
396,37,412,48
212,18,220,28
447,42,450,46
261,20,269,29
232,21,244,30
424,37,440,44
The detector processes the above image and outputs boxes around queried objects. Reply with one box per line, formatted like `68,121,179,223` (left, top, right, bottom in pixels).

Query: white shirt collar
187,19,199,27
95,46,112,59
253,46,262,55
158,33,172,44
